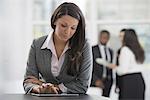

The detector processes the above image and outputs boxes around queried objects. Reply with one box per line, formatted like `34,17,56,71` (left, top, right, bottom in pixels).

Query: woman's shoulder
121,46,133,54
83,39,91,48
33,35,48,47
122,46,128,50
34,35,48,42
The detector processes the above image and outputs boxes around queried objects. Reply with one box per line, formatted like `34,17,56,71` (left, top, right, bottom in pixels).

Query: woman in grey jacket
23,2,92,94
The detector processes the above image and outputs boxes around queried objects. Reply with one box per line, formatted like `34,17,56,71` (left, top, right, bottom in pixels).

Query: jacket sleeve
91,59,99,86
64,41,93,94
90,46,101,86
23,40,39,94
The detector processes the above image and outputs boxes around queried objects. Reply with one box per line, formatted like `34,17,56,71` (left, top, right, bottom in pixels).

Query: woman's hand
108,64,117,69
95,79,104,89
32,83,59,94
24,76,60,94
115,86,120,93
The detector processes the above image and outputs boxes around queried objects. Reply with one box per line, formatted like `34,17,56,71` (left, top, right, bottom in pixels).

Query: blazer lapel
41,49,59,83
96,45,102,58
58,50,69,75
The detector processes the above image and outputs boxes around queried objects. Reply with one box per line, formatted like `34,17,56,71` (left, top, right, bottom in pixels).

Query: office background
0,0,150,99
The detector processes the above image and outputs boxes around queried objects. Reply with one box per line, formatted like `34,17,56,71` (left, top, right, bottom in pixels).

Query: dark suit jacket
91,45,113,86
23,35,93,94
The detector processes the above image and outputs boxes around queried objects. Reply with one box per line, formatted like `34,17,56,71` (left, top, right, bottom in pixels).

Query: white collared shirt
98,44,111,63
41,33,70,77
98,44,111,78
116,46,144,76
41,33,69,92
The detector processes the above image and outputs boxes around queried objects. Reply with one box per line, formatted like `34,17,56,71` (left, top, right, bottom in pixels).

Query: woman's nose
65,27,71,34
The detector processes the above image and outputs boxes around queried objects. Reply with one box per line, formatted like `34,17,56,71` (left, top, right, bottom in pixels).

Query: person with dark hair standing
116,29,126,65
23,2,92,94
91,30,113,97
108,29,145,100
115,29,126,93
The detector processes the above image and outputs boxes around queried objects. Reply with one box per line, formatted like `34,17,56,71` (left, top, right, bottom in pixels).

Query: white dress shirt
98,44,111,78
98,45,111,63
41,33,70,92
116,46,144,76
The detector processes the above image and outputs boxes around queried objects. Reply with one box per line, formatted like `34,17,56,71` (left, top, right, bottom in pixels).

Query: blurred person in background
116,29,126,65
23,2,92,94
91,30,114,97
115,29,126,93
108,29,145,100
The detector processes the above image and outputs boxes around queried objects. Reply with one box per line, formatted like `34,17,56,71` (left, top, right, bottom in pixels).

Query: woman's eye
71,27,77,30
61,24,67,27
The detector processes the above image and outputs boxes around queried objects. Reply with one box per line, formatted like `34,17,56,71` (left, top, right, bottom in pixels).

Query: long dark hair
123,29,145,64
51,2,86,76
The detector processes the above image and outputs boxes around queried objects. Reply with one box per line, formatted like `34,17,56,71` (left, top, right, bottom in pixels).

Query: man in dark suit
91,30,113,97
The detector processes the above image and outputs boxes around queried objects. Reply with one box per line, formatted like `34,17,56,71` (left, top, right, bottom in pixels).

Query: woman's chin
61,38,68,42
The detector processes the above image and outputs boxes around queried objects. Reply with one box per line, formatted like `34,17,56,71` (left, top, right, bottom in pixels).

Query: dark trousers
102,78,113,97
118,73,145,100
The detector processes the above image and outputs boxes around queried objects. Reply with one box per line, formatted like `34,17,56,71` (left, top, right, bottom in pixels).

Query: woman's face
119,31,125,43
54,15,79,42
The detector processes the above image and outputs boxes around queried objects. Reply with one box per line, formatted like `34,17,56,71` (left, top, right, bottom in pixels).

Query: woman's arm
108,47,132,75
63,41,93,94
23,40,40,94
116,47,132,75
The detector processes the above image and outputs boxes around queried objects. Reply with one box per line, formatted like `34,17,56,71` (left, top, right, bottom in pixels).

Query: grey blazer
23,35,93,94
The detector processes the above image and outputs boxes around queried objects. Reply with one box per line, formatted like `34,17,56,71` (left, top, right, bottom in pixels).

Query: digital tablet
31,93,79,97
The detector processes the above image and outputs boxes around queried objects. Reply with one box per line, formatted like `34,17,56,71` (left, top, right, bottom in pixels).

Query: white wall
0,0,33,93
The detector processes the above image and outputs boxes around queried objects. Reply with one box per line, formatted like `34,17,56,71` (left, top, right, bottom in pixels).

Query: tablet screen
31,93,79,97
